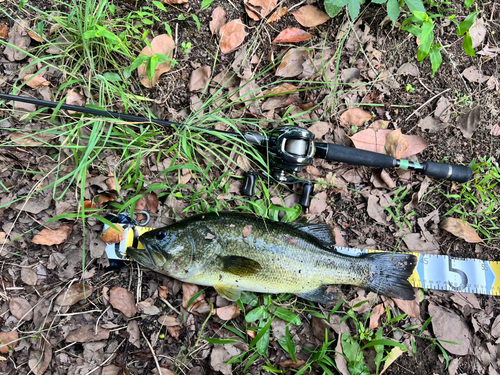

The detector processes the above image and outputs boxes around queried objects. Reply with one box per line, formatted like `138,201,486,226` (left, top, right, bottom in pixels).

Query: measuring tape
104,224,500,296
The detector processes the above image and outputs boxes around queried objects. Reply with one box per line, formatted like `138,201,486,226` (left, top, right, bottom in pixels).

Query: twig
405,88,451,122
141,327,163,375
159,297,182,316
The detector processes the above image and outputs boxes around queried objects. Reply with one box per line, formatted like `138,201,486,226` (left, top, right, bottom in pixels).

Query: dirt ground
1,0,500,374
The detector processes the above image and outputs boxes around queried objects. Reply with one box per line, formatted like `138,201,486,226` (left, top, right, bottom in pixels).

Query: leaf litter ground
1,0,500,374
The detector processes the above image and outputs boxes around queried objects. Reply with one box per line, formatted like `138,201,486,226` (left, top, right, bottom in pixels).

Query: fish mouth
127,243,155,268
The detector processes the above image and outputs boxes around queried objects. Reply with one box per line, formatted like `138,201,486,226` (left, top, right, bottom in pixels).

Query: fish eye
156,231,166,240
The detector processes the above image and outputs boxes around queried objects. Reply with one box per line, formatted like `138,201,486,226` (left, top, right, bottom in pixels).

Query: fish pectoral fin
214,284,241,301
220,256,262,277
296,285,343,304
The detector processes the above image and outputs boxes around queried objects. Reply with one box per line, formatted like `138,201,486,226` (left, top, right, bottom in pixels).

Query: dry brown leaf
278,359,306,369
27,29,44,42
263,83,298,96
214,305,240,320
244,0,278,21
21,267,38,285
66,89,85,114
492,124,500,136
210,7,226,35
109,287,137,318
55,284,95,306
161,0,188,4
462,66,489,83
457,106,481,139
28,344,52,375
188,66,211,92
0,23,7,39
158,285,169,299
127,320,141,348
393,293,420,319
308,121,330,139
272,28,313,44
292,5,330,27
219,19,246,54
158,315,182,327
9,297,33,321
418,116,447,133
4,21,30,61
0,330,18,354
66,325,110,342
440,217,483,243
24,73,50,89
267,7,289,23
135,191,159,213
246,329,257,338
182,283,206,312
351,128,429,158
32,224,72,246
166,325,182,340
369,303,386,329
137,34,175,88
100,225,125,244
96,190,119,208
339,108,373,127
469,18,487,48
428,303,473,355
367,195,387,225
308,191,328,215
275,48,309,77
385,129,409,159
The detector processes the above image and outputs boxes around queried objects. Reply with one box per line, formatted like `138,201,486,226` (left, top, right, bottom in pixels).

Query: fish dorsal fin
214,284,241,301
221,256,262,277
290,223,335,247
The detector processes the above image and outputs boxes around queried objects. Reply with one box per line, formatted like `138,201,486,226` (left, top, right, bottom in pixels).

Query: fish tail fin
363,253,417,300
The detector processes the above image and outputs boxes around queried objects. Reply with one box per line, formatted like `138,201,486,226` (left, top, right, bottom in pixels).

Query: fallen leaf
158,285,169,299
21,267,38,285
417,116,447,133
158,315,182,327
136,298,161,315
66,90,86,114
469,17,487,48
492,124,500,136
292,5,330,27
278,359,306,369
214,305,240,320
369,302,386,329
267,7,288,23
100,225,125,244
0,330,18,354
109,287,137,318
32,224,72,246
380,347,405,374
182,283,206,313
66,325,110,342
309,191,328,215
188,66,211,92
49,23,60,35
428,302,473,355
0,23,7,39
477,44,500,58
339,108,373,127
24,73,50,89
3,20,30,61
457,106,481,139
367,195,387,225
393,294,420,319
397,62,419,77
137,34,176,87
272,28,313,44
434,96,452,122
263,83,298,96
244,0,278,21
167,325,182,340
351,128,429,158
9,297,33,321
462,66,489,83
308,121,330,139
487,75,499,91
9,131,53,146
385,129,409,159
135,191,159,213
402,233,440,254
27,29,44,42
55,284,95,306
127,320,141,348
219,19,246,54
275,48,309,77
28,344,52,375
210,7,226,35
440,217,483,243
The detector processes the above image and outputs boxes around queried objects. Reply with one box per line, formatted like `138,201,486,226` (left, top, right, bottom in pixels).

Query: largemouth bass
127,212,416,303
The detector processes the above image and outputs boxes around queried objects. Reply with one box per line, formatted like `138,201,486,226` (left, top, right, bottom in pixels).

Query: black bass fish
127,212,416,303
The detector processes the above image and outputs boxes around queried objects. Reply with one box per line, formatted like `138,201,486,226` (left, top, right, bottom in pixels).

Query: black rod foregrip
422,161,472,183
315,143,397,169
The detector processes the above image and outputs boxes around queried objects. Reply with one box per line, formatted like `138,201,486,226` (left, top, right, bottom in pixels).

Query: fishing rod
0,93,473,207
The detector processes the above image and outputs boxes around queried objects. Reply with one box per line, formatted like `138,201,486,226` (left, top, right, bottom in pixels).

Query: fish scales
128,212,417,303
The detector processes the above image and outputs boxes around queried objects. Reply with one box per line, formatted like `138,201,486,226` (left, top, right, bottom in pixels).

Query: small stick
405,88,451,122
141,328,163,375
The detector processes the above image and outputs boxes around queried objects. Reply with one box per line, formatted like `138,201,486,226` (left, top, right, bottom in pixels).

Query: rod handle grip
422,162,472,183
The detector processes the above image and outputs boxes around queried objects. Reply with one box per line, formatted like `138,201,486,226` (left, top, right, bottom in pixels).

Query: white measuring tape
104,225,500,296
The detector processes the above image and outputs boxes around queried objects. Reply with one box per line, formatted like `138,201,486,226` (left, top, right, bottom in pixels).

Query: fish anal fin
296,285,342,304
290,223,335,247
221,256,262,277
214,284,241,301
